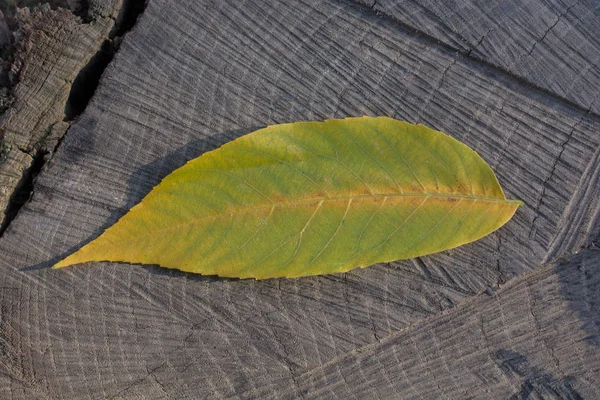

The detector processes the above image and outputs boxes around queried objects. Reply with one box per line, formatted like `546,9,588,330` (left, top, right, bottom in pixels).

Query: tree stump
0,0,599,398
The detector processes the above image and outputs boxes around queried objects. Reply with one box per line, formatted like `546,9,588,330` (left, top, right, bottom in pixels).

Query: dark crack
467,28,494,56
496,232,505,284
342,0,600,120
527,281,562,376
70,0,90,21
65,0,148,121
146,364,168,394
0,10,17,115
416,56,458,123
111,0,148,38
109,362,167,400
64,38,116,121
356,0,377,9
0,148,47,235
0,0,148,235
525,1,581,57
261,308,305,399
529,110,588,240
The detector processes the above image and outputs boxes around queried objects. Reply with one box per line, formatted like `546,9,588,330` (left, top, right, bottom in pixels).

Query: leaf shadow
21,126,261,274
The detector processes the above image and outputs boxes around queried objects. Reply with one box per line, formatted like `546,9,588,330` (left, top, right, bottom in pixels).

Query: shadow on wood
20,126,259,272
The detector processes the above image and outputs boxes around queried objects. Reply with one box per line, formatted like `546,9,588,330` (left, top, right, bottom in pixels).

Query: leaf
54,117,522,279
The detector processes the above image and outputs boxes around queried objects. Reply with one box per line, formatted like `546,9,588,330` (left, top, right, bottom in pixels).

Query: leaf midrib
99,192,521,248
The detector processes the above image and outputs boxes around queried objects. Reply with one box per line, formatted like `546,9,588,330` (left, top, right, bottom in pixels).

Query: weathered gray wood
363,0,600,115
0,3,120,226
0,0,598,398
0,148,31,213
281,247,600,399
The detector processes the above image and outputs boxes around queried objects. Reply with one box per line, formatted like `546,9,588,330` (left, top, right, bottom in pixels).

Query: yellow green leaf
54,117,522,279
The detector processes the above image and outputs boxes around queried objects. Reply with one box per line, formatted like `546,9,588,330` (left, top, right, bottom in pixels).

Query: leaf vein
196,168,274,204
98,194,516,248
238,145,332,198
280,200,325,270
376,130,428,192
312,130,375,195
305,198,353,269
412,134,471,194
344,130,404,193
367,196,430,252
208,205,277,267
400,198,465,255
355,196,388,252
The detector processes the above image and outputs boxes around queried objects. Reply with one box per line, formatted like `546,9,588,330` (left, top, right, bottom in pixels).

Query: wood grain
362,0,600,115
0,0,598,398
284,248,600,399
0,3,120,226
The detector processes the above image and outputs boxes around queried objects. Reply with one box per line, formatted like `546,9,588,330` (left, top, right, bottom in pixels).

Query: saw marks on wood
0,4,118,226
363,0,600,115
286,248,600,399
0,0,598,398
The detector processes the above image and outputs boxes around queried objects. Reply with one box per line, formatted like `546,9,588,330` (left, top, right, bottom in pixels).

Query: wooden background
0,0,599,398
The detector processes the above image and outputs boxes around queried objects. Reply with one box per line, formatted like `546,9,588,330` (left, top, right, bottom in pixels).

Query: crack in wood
108,361,168,400
526,280,563,376
0,0,148,235
467,28,495,56
529,109,588,241
0,148,47,236
525,0,582,57
343,0,600,120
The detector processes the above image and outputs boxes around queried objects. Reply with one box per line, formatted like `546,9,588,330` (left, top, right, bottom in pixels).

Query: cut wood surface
0,0,599,398
285,248,600,399
365,0,600,115
0,1,123,227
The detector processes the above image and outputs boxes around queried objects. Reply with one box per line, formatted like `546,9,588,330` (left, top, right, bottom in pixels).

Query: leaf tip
52,251,88,270
51,258,73,269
